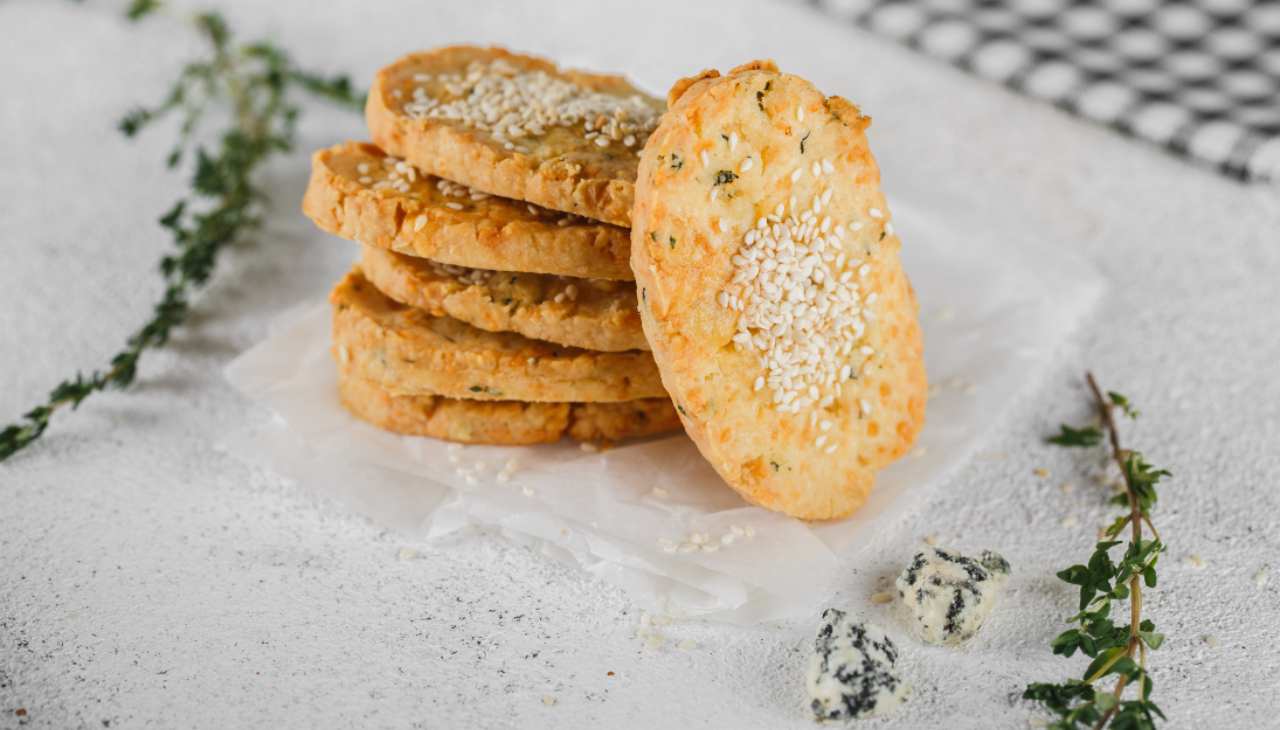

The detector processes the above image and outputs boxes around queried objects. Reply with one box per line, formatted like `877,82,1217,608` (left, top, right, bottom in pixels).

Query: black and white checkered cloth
808,0,1280,182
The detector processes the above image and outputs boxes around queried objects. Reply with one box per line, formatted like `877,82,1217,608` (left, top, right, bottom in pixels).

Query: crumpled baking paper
223,192,1103,624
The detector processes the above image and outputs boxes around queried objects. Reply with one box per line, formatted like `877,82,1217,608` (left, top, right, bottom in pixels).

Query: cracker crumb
1033,467,1050,479
870,591,895,604
541,695,557,706
397,547,419,561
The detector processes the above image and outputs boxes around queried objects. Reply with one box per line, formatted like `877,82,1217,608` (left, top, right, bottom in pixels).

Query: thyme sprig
1025,373,1170,729
0,7,363,462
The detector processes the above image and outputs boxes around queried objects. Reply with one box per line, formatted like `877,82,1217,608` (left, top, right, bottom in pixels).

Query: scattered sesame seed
869,207,883,219
414,214,428,231
811,161,821,177
870,591,894,604
824,444,837,454
595,136,610,148
358,176,373,185
729,132,739,150
542,695,557,706
790,168,803,183
580,442,599,453
796,106,805,122
1254,565,1269,587
821,158,835,174
740,157,754,173
397,547,418,561
1061,515,1079,528
700,150,709,167
678,639,698,650
445,202,464,210
1186,554,1205,568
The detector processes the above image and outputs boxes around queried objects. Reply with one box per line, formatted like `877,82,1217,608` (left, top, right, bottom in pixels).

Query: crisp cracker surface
359,245,646,352
366,46,663,227
338,371,679,446
331,268,665,403
631,62,926,520
303,141,633,280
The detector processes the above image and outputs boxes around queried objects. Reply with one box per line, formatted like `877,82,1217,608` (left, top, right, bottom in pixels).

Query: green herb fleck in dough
756,80,772,112
676,404,687,416
668,235,676,249
713,170,738,186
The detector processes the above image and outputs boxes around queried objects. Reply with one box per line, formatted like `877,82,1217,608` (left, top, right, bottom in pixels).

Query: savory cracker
331,268,664,403
631,61,926,520
366,46,663,227
303,141,633,280
338,371,680,446
359,245,646,352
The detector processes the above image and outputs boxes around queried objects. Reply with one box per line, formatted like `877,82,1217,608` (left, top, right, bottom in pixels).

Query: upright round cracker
337,371,680,446
631,61,927,520
366,46,663,227
303,141,632,280
359,245,646,352
331,268,664,403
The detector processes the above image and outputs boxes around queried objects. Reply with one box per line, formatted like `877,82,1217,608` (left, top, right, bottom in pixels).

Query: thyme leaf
0,8,364,462
1024,374,1168,729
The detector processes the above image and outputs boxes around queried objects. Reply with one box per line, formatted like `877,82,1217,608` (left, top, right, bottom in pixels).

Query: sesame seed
445,202,464,210
740,157,754,173
595,136,610,148
790,168,803,183
718,184,878,417
821,158,835,174
824,444,837,454
811,161,821,177
710,188,719,202
700,150,709,167
718,219,728,233
797,106,805,122
358,176,373,185
815,435,827,448
869,207,884,219
414,214,428,231
729,132,739,150
357,162,370,174
860,399,872,416
624,134,636,147
402,60,659,156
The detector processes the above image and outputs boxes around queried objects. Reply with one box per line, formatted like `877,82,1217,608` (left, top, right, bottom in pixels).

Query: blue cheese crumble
807,609,908,722
895,546,1010,646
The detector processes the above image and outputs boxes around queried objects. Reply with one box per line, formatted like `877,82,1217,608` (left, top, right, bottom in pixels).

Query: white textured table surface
3,1,1278,728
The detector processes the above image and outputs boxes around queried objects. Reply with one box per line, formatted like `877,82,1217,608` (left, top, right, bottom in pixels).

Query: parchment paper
224,191,1103,624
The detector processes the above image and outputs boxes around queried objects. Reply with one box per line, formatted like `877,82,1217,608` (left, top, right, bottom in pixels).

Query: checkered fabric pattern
807,0,1280,182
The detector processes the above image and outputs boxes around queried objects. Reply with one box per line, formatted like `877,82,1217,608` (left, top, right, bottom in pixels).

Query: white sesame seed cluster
657,524,757,554
423,259,582,305
357,155,418,193
401,60,659,154
426,260,495,288
717,165,880,422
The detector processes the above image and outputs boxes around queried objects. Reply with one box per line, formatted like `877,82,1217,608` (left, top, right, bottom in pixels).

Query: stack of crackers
302,46,680,447
303,47,928,520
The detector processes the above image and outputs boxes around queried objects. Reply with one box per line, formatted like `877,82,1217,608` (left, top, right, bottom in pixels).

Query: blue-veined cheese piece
895,546,1010,645
807,609,908,721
